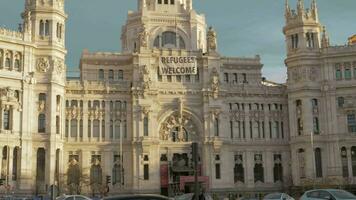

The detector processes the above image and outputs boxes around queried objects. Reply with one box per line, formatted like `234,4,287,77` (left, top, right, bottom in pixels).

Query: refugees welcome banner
159,56,197,75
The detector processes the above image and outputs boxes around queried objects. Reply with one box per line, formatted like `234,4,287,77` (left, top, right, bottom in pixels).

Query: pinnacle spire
297,0,304,14
321,26,330,48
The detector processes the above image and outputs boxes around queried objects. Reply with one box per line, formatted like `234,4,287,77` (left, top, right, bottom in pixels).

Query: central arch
158,109,203,142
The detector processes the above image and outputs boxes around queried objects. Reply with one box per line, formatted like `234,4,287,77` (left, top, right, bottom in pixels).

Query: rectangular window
56,116,60,134
167,75,172,82
275,121,280,138
237,121,241,138
230,121,234,139
313,117,320,134
176,75,182,82
291,34,299,49
306,32,315,48
297,118,303,135
242,73,247,83
144,116,149,136
88,120,92,138
269,121,272,138
109,70,114,80
262,121,265,138
118,70,124,80
195,68,200,82
281,122,284,139
242,121,246,138
158,0,162,4
214,118,219,137
338,97,345,108
233,73,238,83
354,67,356,79
3,110,10,130
144,164,149,180
345,68,352,80
215,164,221,179
39,93,46,102
185,75,191,82
164,0,168,4
65,120,69,137
347,114,356,133
99,69,104,80
249,121,253,138
224,73,229,83
170,0,175,4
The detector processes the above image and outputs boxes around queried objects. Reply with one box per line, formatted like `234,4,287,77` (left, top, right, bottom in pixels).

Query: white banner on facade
159,56,197,75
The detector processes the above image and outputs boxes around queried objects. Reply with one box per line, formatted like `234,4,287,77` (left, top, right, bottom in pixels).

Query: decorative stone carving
138,27,149,48
54,58,65,74
210,68,220,99
0,87,17,102
159,112,197,142
207,26,217,51
139,65,152,89
36,57,50,73
24,72,37,84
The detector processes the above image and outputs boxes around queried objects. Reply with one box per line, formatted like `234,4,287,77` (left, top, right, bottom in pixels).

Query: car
175,193,213,200
263,193,294,200
301,189,356,200
56,195,92,200
103,194,169,200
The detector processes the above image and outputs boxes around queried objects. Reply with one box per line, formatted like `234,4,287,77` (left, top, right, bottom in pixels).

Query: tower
121,0,206,53
283,0,321,55
20,0,67,192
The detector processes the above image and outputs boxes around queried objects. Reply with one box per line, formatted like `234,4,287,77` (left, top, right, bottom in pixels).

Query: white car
263,193,294,200
56,195,92,200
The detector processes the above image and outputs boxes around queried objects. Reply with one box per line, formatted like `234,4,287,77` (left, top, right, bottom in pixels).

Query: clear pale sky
0,0,355,83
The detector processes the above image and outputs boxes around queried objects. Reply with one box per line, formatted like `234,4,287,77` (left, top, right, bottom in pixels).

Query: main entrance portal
158,110,209,196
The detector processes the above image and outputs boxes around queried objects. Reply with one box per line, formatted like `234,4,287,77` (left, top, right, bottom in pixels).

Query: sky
0,0,355,83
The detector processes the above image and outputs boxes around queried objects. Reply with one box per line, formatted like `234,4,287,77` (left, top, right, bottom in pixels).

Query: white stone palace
0,0,356,197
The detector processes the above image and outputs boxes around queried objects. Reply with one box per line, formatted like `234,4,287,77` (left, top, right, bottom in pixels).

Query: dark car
103,194,169,200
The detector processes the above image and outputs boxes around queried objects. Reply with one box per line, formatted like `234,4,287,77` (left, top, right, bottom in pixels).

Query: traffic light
106,175,111,185
0,178,5,186
191,142,198,163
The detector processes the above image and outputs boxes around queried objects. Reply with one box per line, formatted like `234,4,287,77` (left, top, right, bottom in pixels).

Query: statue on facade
138,27,149,48
210,68,220,99
207,26,217,52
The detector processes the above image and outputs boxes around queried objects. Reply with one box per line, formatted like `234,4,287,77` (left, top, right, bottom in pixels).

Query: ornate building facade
0,0,355,197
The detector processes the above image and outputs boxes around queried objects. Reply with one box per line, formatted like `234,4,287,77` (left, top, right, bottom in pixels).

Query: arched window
315,148,323,178
123,120,127,138
113,155,122,185
90,156,102,185
341,147,348,177
36,148,46,183
14,58,20,71
338,97,344,108
38,114,46,133
67,155,80,195
118,70,124,80
5,57,11,69
12,147,19,181
298,149,305,178
234,155,244,183
115,101,122,111
352,147,356,176
71,119,77,138
109,70,114,80
153,31,185,49
254,154,264,183
273,154,283,182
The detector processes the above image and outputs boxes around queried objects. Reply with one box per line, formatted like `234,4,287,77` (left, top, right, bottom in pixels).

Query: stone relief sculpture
207,26,217,51
138,27,149,48
159,112,196,142
53,58,65,75
210,67,220,99
36,57,50,73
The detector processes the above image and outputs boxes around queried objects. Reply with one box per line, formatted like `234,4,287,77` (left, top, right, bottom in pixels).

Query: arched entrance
158,110,208,196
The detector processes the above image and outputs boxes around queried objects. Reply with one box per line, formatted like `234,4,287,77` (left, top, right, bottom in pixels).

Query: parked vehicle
263,193,294,200
175,193,213,200
56,195,92,200
301,189,356,200
103,194,169,200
